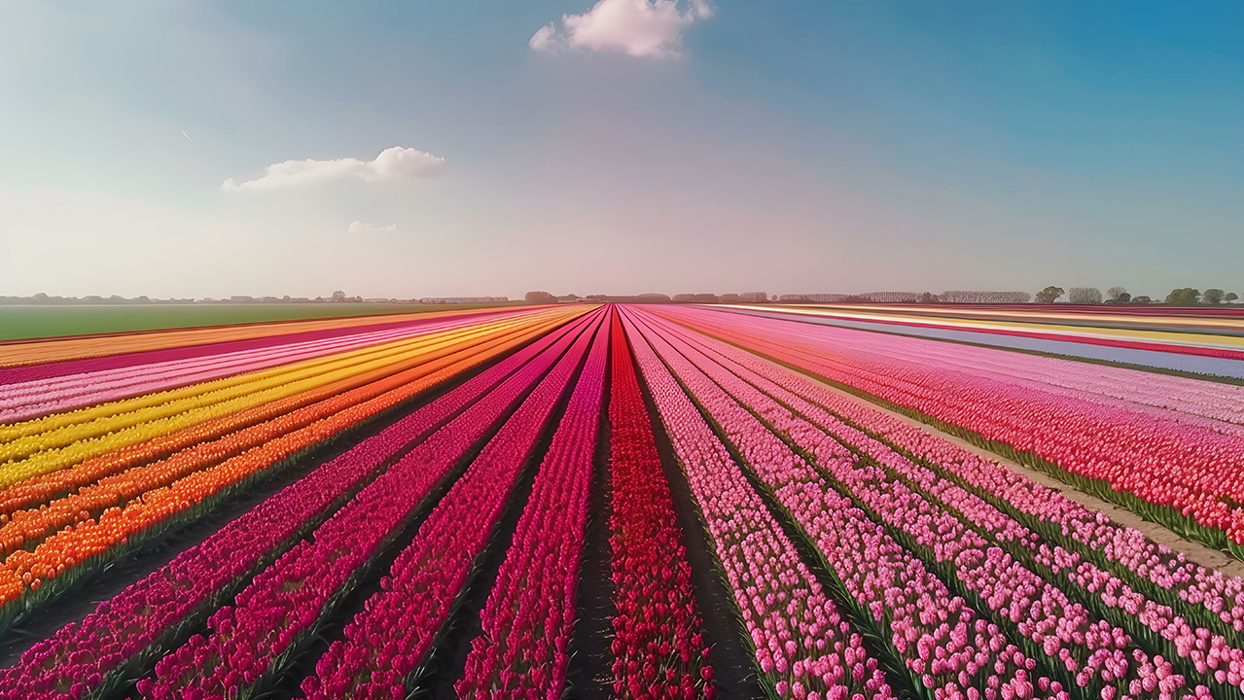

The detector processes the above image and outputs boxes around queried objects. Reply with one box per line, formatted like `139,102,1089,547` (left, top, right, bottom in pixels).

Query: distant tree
1131,295,1153,305
1228,292,1240,303
739,291,768,303
1203,288,1226,305
719,293,741,303
524,291,558,304
1106,287,1131,304
918,292,939,303
1165,288,1201,306
330,290,347,303
557,294,578,302
1068,287,1103,304
1035,286,1065,304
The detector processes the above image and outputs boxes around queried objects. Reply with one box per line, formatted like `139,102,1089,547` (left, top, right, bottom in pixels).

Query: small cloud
531,0,713,59
348,221,397,235
529,22,561,52
223,146,444,192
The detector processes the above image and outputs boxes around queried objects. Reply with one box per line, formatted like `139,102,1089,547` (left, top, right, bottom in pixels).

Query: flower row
0,314,543,557
141,311,604,699
0,314,569,626
654,307,1244,545
0,309,595,700
654,311,1244,644
456,315,610,698
621,310,892,700
0,315,528,488
606,315,714,700
301,312,608,699
0,312,489,424
645,314,1244,695
633,308,1230,698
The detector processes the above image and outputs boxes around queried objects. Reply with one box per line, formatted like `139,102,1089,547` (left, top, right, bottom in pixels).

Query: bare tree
1068,287,1103,304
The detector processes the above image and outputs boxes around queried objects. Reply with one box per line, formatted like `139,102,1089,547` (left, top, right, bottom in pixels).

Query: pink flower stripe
607,313,715,700
0,311,597,700
625,308,1056,700
620,310,894,700
138,310,606,700
642,312,1244,695
302,312,609,700
454,312,610,698
653,306,1244,545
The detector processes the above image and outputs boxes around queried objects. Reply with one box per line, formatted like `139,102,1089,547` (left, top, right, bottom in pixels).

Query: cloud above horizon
222,147,444,191
530,0,713,58
347,221,397,235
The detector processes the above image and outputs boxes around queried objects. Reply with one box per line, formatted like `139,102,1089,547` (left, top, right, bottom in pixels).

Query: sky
1,0,1241,300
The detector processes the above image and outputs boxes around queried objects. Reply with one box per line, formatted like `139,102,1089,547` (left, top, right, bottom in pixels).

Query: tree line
1034,286,1240,306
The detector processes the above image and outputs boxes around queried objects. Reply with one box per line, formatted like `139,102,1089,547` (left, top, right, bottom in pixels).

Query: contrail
179,128,193,143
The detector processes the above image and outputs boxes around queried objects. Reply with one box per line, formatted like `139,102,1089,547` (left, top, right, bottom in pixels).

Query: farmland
2,302,1244,700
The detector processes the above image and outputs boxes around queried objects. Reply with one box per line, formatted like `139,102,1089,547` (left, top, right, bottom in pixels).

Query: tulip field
2,303,1244,699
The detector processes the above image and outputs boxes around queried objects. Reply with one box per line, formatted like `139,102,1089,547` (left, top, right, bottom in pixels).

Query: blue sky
1,1,1240,299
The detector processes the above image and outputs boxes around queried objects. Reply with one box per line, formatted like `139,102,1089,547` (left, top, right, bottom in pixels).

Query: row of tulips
300,310,607,699
639,313,1244,695
0,311,512,424
455,313,611,698
653,306,1244,550
140,309,605,700
0,312,579,632
634,308,1234,699
648,312,1244,644
0,312,553,489
0,308,596,700
624,308,1055,700
664,307,1244,434
606,314,715,700
740,304,1244,370
0,313,549,558
619,310,893,700
0,311,569,519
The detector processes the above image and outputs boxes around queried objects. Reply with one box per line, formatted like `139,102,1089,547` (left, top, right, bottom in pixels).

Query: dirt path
755,354,1244,580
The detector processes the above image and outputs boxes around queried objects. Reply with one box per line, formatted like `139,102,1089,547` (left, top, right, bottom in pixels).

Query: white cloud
222,146,444,191
530,0,713,59
348,221,397,235
529,23,561,52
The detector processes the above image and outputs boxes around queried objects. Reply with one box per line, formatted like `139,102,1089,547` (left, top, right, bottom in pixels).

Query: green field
0,302,526,342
